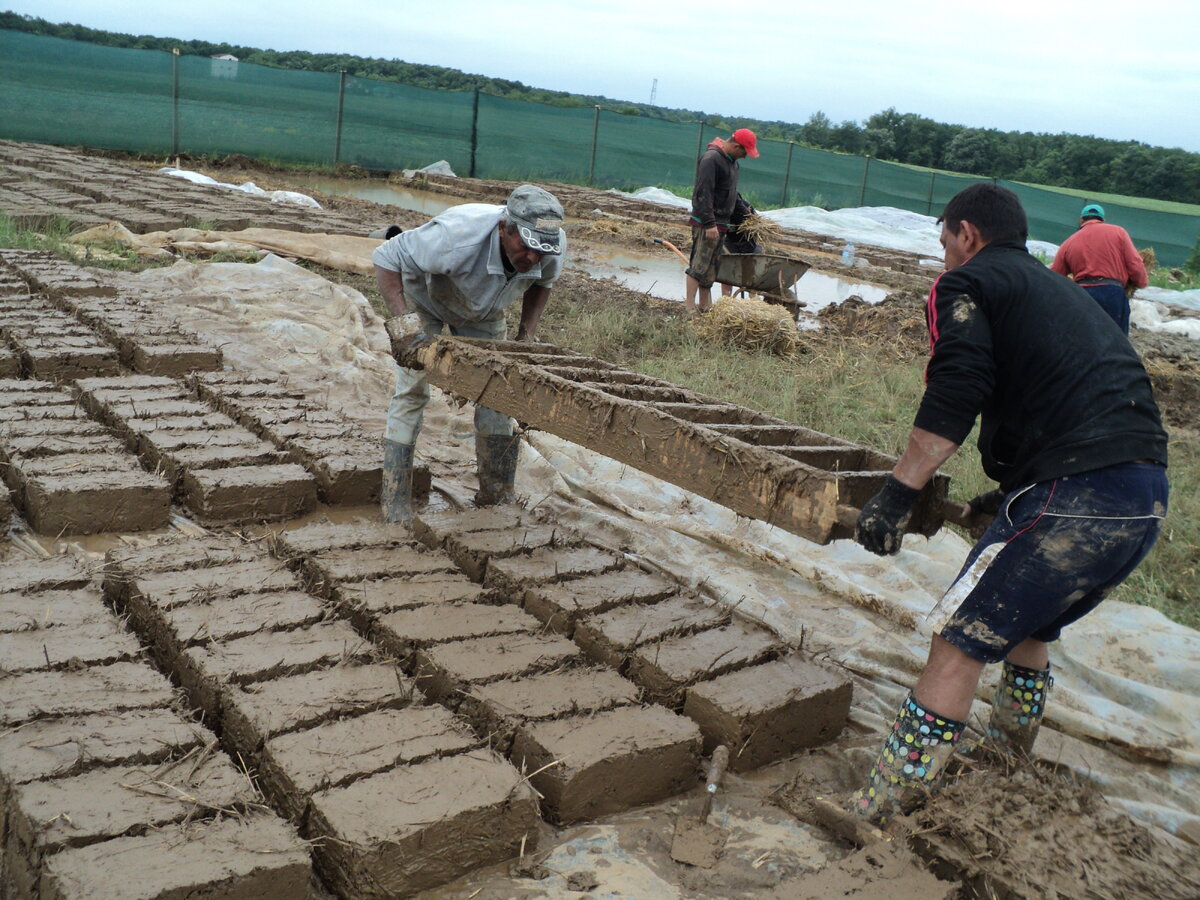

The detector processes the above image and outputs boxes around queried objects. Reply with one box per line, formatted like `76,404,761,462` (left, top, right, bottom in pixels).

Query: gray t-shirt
371,203,565,327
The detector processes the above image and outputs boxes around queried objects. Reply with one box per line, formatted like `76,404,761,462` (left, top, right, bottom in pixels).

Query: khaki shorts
686,225,724,288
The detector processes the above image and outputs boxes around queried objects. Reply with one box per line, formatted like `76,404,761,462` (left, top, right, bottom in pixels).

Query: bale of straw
693,295,803,357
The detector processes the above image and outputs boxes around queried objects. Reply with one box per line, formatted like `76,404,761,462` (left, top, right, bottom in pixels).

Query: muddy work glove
385,313,431,368
854,475,921,556
962,487,1005,539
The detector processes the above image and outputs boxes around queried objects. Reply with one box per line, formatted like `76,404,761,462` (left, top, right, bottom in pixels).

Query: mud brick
117,558,295,621
0,619,142,674
304,450,382,505
0,346,17,378
104,535,269,581
9,450,137,482
150,590,328,661
302,545,458,593
307,751,539,898
271,519,417,559
484,545,626,597
157,439,289,483
122,412,239,443
682,655,852,770
442,524,580,581
523,567,680,635
74,374,181,395
0,662,175,728
574,594,728,669
141,426,269,455
128,341,222,375
0,378,57,393
0,710,209,803
39,814,310,900
1,432,118,457
221,663,418,756
4,757,256,896
0,554,92,595
182,463,317,524
412,505,533,546
259,705,478,822
21,468,171,535
102,397,216,422
415,633,581,706
459,668,641,753
332,575,489,632
0,403,86,423
19,345,120,380
0,418,107,442
242,406,344,428
511,705,701,824
259,418,357,444
372,602,539,660
628,621,784,708
0,589,108,633
176,620,370,720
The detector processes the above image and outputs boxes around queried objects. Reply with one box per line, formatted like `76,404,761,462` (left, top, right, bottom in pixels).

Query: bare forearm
374,265,408,317
517,286,550,340
892,426,960,489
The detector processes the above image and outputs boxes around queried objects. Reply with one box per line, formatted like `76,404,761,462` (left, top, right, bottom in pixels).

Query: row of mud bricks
0,371,380,535
0,140,371,235
0,553,311,899
0,250,221,380
1,504,850,897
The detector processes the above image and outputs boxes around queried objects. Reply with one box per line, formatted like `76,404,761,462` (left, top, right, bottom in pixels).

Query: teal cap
1081,203,1105,220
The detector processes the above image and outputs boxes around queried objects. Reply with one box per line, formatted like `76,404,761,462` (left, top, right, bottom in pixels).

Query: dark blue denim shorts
929,462,1169,663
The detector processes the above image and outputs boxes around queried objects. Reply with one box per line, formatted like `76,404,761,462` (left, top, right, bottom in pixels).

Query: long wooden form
392,333,948,545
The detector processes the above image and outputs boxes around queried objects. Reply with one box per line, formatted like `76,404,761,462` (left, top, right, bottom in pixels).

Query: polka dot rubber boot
986,661,1052,756
853,694,965,823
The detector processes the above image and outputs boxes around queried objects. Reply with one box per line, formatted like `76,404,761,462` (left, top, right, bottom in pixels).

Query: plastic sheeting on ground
132,256,1198,838
158,167,321,207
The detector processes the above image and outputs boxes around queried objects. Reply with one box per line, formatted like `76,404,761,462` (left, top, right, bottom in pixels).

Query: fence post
587,105,600,185
695,121,705,161
333,71,346,166
926,170,936,215
171,48,180,156
781,141,795,207
469,88,480,178
859,155,870,206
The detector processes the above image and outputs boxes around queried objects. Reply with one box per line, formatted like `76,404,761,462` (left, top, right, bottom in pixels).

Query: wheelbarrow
654,240,811,312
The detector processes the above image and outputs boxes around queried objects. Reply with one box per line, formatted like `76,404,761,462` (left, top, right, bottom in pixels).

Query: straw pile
734,212,783,248
1139,246,1158,272
694,295,803,357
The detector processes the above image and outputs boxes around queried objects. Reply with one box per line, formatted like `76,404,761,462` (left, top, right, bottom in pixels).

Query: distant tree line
5,11,1200,205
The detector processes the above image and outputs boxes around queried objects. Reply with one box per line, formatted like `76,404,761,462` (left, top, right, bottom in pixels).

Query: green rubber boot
853,693,965,823
475,433,519,506
985,661,1052,756
381,439,415,524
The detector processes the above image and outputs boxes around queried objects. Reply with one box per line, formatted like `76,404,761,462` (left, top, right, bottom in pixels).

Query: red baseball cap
732,128,760,158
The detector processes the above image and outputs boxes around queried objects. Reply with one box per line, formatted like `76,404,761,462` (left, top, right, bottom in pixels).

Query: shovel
671,745,730,868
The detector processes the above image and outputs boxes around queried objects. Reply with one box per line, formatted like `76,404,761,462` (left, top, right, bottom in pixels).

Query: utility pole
649,78,657,105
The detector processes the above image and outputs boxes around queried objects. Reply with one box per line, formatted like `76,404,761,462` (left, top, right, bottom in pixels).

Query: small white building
210,54,238,79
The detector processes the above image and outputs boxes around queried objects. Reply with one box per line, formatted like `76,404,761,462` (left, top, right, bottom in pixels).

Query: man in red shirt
1050,203,1148,333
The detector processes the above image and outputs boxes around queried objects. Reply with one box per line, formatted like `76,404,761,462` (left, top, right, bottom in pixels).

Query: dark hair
938,183,1027,243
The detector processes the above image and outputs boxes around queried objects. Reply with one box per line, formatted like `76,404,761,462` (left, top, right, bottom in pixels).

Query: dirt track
1,143,1198,899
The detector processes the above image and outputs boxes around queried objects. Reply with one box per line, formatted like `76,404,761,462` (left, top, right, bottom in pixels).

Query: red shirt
1050,220,1148,289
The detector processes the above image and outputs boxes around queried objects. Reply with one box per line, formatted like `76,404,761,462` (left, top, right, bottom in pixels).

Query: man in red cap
685,128,759,312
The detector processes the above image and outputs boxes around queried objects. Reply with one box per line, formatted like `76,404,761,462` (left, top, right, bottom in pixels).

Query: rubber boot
381,439,415,524
853,694,965,823
475,432,519,506
985,661,1052,756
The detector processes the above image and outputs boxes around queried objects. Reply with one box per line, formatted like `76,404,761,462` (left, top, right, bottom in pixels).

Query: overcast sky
10,0,1200,153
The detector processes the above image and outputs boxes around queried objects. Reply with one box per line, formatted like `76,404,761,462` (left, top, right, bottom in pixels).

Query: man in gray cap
372,184,567,523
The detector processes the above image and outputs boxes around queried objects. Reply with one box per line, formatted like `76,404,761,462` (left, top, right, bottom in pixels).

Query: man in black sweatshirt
851,182,1169,822
685,128,758,312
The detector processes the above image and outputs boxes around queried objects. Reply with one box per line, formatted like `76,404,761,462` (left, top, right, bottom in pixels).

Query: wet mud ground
1,146,1198,899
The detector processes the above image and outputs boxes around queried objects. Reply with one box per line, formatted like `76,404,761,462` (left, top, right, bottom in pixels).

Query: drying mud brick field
1,141,1199,899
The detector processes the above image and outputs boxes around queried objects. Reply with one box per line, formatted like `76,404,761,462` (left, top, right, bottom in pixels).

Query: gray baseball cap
506,184,564,256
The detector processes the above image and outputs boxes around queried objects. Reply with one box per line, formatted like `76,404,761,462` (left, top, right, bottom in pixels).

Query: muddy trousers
384,309,511,446
854,694,965,822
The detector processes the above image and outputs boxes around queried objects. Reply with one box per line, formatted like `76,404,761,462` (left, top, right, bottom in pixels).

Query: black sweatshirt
915,239,1168,491
689,146,739,230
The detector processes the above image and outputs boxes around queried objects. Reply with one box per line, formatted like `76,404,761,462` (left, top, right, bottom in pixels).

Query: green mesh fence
3,29,1199,265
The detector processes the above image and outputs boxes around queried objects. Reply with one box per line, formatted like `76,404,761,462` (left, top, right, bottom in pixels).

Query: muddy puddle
575,247,891,311
287,176,460,217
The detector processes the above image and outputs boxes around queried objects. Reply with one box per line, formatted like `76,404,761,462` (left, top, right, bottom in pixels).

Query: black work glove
854,475,921,556
963,487,1005,539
